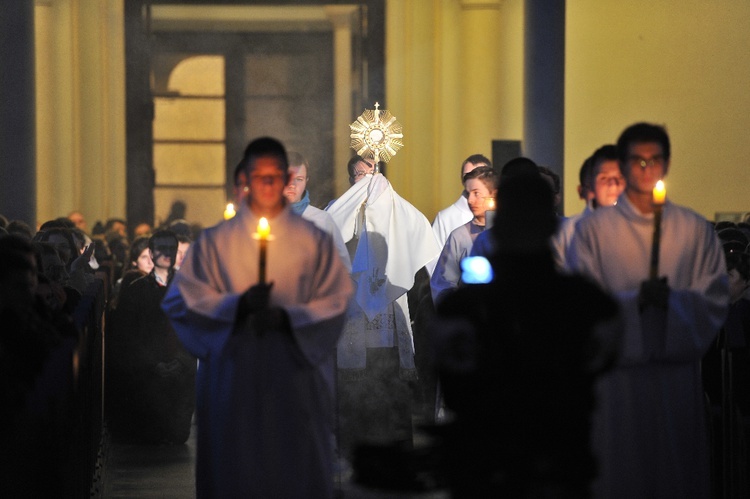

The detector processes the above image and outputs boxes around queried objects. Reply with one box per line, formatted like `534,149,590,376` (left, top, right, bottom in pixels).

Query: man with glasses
568,123,728,498
552,144,626,268
162,137,353,498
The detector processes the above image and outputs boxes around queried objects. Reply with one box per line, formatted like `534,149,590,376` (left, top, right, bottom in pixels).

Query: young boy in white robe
162,137,353,498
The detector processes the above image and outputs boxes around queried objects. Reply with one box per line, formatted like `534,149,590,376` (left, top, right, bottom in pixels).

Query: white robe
568,194,728,499
550,207,590,270
427,194,474,274
161,203,352,499
301,204,352,272
430,221,485,305
327,173,440,370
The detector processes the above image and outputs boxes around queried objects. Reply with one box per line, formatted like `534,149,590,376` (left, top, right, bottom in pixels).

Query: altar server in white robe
162,137,353,499
430,166,498,305
568,123,728,499
428,154,491,274
284,151,351,271
327,155,440,455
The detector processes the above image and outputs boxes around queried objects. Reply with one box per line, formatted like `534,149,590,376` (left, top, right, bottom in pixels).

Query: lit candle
224,203,236,220
649,181,665,280
484,197,496,229
256,217,270,284
653,180,666,205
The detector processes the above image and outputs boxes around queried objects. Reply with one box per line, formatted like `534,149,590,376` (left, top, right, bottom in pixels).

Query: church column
524,0,565,201
325,5,358,197
459,0,502,154
0,1,36,226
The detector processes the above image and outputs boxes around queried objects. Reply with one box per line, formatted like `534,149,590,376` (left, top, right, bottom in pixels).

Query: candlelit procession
8,0,750,496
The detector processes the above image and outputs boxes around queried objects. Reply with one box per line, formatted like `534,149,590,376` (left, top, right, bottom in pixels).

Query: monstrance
349,102,404,167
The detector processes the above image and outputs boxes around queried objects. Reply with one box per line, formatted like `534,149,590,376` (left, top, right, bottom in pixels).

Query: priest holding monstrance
567,123,728,498
326,104,440,458
162,137,353,498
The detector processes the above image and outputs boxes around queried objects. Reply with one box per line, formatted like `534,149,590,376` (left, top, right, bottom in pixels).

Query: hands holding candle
642,179,670,311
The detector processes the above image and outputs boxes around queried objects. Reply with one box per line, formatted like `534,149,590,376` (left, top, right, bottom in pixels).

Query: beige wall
565,0,750,220
34,0,126,227
386,0,524,220
33,0,749,226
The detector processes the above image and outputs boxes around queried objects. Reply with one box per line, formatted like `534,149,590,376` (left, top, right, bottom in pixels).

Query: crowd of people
0,205,201,492
1,121,747,497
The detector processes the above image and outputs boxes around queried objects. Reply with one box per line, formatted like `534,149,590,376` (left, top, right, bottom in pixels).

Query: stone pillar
325,5,358,197
524,0,565,204
0,1,36,226
460,0,502,154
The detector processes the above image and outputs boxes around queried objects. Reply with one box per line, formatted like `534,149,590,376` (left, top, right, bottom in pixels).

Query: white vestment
327,173,440,370
161,203,352,499
430,221,485,305
302,204,352,271
550,206,590,270
427,194,474,274
568,194,728,499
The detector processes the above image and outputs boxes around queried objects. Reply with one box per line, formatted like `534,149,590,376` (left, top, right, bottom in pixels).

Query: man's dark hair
537,166,561,195
347,155,366,180
493,173,557,251
616,122,671,166
500,157,540,179
462,166,499,192
287,151,310,173
148,229,178,253
461,154,492,181
129,235,151,265
237,137,289,176
148,229,179,270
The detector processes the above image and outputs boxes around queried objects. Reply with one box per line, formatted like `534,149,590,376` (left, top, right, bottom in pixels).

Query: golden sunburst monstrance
349,102,404,163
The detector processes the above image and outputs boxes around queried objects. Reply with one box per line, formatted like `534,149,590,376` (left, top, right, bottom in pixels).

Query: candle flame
485,197,496,210
224,203,236,220
257,217,271,239
653,180,666,205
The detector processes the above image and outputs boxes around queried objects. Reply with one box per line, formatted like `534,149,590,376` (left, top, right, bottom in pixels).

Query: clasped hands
638,276,670,312
235,282,289,334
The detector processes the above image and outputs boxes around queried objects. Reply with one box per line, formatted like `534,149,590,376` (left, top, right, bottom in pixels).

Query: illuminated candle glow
653,180,666,205
224,203,236,220
256,217,270,284
649,181,665,280
257,217,270,239
484,197,496,229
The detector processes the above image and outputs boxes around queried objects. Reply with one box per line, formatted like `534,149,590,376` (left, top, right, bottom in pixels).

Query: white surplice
430,220,485,305
326,173,440,370
301,204,352,271
568,194,728,499
161,203,352,499
426,194,474,275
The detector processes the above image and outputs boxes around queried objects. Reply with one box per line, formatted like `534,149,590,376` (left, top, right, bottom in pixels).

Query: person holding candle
430,166,498,305
428,154,492,275
568,122,729,499
162,137,353,498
